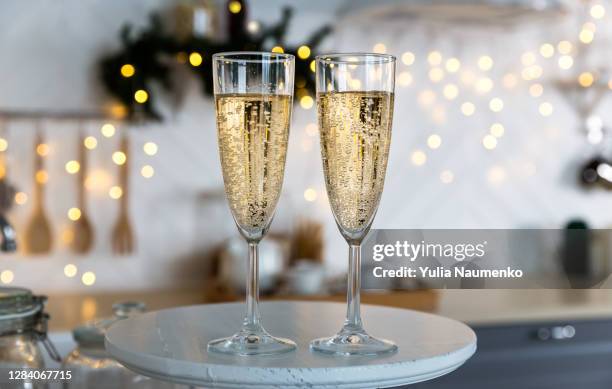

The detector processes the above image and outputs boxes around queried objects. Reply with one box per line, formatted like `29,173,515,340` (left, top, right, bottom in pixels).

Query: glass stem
345,244,363,330
245,242,261,329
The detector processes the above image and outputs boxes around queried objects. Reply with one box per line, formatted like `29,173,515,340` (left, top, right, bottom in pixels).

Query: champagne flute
311,53,397,356
208,52,296,356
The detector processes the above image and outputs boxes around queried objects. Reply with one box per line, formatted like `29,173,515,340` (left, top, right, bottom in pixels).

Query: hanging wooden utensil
111,134,134,255
71,130,94,253
24,129,52,254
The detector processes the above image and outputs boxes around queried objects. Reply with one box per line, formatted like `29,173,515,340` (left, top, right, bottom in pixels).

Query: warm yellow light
112,151,127,165
442,84,459,100
427,134,442,149
310,60,316,73
120,64,135,78
0,270,14,284
101,123,116,138
401,51,415,66
539,43,555,58
539,102,553,116
529,83,544,97
300,95,314,109
304,188,317,202
247,20,260,34
68,207,82,221
521,65,543,81
608,79,612,90
428,67,444,83
134,89,148,104
305,123,318,136
372,43,387,54
109,103,128,119
431,105,446,125
84,169,112,192
579,72,595,87
141,165,154,178
36,144,50,157
477,55,493,71
143,142,158,156
297,45,311,59
14,192,27,205
427,51,442,66
228,0,242,14
0,138,7,152
579,29,595,44
521,51,536,66
179,52,191,66
64,264,78,278
81,272,96,286
84,136,97,150
489,97,504,112
482,134,498,150
398,71,413,87
557,40,573,55
411,150,427,166
271,46,284,54
590,4,606,19
488,165,506,184
475,77,493,94
61,228,74,244
460,70,476,86
461,102,476,116
502,73,518,89
0,165,4,180
490,123,505,138
558,55,574,70
35,170,48,184
445,57,461,73
109,186,123,199
189,52,203,67
417,90,436,107
440,170,454,184
65,160,80,174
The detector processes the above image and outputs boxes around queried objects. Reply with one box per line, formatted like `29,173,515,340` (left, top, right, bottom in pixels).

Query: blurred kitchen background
3,0,612,292
3,1,612,387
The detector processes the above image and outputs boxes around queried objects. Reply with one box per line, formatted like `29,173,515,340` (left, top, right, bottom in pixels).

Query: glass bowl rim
212,51,295,63
316,52,396,65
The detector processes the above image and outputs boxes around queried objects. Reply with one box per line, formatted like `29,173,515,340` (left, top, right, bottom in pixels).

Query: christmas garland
99,5,331,121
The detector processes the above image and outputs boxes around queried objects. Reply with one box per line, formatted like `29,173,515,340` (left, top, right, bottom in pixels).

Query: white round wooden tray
105,301,476,389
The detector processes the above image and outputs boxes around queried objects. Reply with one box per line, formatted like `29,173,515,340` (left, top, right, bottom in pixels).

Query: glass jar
0,287,60,389
62,302,176,389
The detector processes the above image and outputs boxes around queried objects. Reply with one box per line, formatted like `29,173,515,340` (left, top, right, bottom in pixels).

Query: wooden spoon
71,131,93,253
24,130,52,254
111,134,134,255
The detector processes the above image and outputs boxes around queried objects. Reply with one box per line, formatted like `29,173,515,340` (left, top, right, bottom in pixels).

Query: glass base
310,327,397,356
207,326,296,356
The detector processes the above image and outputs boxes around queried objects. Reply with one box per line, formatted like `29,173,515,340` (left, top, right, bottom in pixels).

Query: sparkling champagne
318,91,393,234
216,94,291,236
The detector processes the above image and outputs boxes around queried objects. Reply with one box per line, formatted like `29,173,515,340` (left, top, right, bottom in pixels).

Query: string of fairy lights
297,1,610,204
0,119,158,287
0,1,609,287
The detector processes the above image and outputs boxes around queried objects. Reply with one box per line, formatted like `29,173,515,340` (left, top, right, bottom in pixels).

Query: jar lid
0,287,43,319
73,301,146,349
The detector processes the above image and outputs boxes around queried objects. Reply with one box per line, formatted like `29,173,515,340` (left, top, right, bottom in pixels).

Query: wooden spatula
71,131,93,253
24,130,52,254
111,134,134,255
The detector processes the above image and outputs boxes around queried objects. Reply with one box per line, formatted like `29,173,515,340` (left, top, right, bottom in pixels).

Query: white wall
1,0,612,293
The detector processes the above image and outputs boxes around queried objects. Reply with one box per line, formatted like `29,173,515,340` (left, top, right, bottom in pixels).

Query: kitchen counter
44,288,612,331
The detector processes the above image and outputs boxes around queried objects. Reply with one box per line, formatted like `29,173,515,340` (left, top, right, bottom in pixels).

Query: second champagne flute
208,52,296,356
311,53,397,356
